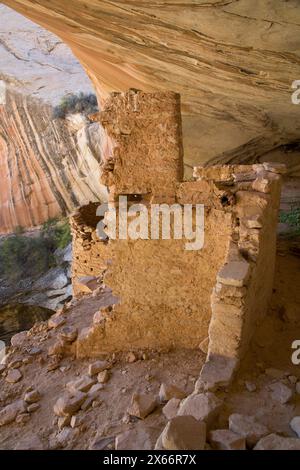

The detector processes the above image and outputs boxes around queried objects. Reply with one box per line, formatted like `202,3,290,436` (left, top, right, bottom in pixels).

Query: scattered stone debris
127,393,157,419
229,414,269,448
59,326,78,343
10,331,27,348
208,429,246,450
6,369,23,384
268,382,293,404
53,392,87,417
48,316,66,329
126,352,137,363
290,417,300,438
254,434,300,450
15,413,31,425
14,435,44,450
88,360,109,377
97,370,110,384
245,381,256,393
160,416,206,450
24,389,41,404
162,398,181,420
159,383,186,402
116,425,160,450
178,392,222,428
66,376,96,393
27,403,40,413
0,400,25,426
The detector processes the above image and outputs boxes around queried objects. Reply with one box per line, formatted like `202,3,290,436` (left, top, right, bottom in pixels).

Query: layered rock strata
3,0,300,175
0,87,107,233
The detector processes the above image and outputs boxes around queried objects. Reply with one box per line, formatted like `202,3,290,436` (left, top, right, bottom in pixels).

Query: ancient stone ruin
71,90,283,390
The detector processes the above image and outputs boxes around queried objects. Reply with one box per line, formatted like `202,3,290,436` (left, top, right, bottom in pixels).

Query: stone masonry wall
72,91,283,389
195,163,284,390
70,203,109,296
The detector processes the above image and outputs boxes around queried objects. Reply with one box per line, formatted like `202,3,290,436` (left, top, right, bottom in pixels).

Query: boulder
89,383,104,396
290,416,300,438
178,392,222,428
126,352,137,363
116,424,161,450
268,382,293,404
27,403,40,413
88,360,110,376
89,435,115,450
0,400,25,426
34,267,69,291
161,416,206,450
49,427,79,450
14,435,44,450
58,416,71,430
24,389,41,404
159,383,186,402
53,392,87,417
98,370,110,384
66,376,96,393
229,413,269,448
6,368,22,384
196,355,238,392
162,398,181,420
127,393,157,419
209,429,246,450
254,433,300,450
10,331,27,348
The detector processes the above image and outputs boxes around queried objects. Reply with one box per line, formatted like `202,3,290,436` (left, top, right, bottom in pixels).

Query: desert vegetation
0,218,71,281
53,92,99,119
280,206,300,235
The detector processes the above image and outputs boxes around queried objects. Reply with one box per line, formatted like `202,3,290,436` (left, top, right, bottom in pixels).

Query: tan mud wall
71,203,109,296
198,164,283,390
98,210,232,351
72,91,282,376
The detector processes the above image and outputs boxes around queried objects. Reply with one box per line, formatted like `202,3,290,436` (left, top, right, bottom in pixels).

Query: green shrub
280,206,300,233
0,234,54,280
0,219,72,281
42,218,71,250
53,92,99,119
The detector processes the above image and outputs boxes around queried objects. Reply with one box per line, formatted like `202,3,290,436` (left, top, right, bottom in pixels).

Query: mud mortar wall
71,91,283,379
197,164,283,390
71,203,109,296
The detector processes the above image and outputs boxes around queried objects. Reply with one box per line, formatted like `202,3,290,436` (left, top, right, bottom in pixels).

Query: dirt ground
0,237,300,450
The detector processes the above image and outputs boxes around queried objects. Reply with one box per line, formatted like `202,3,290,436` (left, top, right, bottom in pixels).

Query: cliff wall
3,0,300,176
0,87,107,233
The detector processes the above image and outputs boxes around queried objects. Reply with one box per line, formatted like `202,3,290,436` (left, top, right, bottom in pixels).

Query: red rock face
0,89,107,233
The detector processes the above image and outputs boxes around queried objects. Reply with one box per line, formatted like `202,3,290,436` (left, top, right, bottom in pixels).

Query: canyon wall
0,5,108,233
0,87,107,233
3,0,300,177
